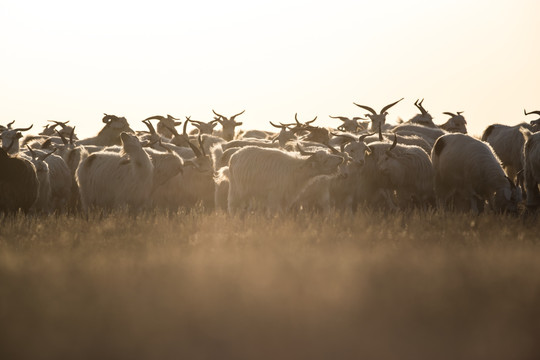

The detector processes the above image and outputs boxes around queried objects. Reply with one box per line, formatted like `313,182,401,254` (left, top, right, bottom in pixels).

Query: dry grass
1,210,540,359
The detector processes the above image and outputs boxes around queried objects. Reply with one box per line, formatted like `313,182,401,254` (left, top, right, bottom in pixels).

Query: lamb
225,146,343,214
76,114,134,147
76,132,153,212
431,133,520,214
0,148,39,214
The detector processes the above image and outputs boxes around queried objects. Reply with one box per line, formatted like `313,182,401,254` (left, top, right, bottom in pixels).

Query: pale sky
1,0,539,137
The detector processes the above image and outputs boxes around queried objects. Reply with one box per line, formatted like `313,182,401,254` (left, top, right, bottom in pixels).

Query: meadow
1,210,540,359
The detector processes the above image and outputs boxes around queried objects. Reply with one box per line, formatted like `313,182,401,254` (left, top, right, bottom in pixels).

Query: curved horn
13,124,33,132
329,115,349,121
166,114,180,120
187,139,202,158
296,144,314,156
69,126,76,145
39,148,57,161
212,109,226,119
230,110,245,122
324,143,341,155
305,116,317,125
380,98,404,114
353,103,377,115
26,145,37,160
102,113,116,123
524,109,540,116
388,134,398,151
144,115,166,122
358,132,375,142
294,113,302,126
270,121,285,129
142,120,156,134
443,112,457,117
414,98,427,115
7,120,15,129
55,129,68,145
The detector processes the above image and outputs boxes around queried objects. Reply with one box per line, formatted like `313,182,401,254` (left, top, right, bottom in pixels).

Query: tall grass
1,210,539,359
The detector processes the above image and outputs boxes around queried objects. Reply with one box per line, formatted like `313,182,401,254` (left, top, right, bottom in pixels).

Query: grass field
1,210,540,359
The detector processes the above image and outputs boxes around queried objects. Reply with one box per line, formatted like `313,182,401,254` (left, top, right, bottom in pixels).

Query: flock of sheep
1,99,540,216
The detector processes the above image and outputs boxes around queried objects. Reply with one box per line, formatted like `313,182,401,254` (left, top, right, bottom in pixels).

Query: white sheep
76,132,153,212
431,133,520,213
225,145,343,214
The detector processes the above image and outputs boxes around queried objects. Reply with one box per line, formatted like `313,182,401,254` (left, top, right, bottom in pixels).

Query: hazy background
2,0,539,137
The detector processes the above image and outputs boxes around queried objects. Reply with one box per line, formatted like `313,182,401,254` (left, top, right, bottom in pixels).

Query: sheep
1,124,34,155
76,132,153,212
329,115,369,133
23,146,53,213
144,146,185,210
481,110,540,182
393,123,446,147
143,114,181,138
187,118,219,136
406,99,435,127
212,110,245,141
225,145,343,214
76,114,134,147
26,147,72,212
519,127,540,209
0,148,39,215
431,133,520,214
269,121,296,148
439,112,468,134
353,98,404,132
375,136,435,208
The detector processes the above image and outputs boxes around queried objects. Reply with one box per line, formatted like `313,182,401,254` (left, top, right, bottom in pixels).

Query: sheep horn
69,126,76,144
329,115,349,121
380,98,404,114
39,148,57,161
388,134,398,151
212,109,226,120
13,124,33,132
270,121,284,129
55,129,68,145
353,103,377,115
142,120,157,134
7,120,15,129
414,98,427,115
294,113,302,126
443,112,457,117
230,110,245,122
358,132,375,142
26,145,37,160
305,116,317,125
524,109,540,116
187,139,203,158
